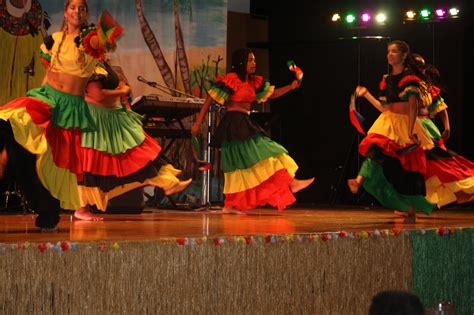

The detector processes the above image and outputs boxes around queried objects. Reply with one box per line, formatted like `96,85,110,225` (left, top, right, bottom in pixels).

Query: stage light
405,10,416,20
361,13,371,23
435,8,446,18
449,7,459,17
331,13,341,22
375,13,387,23
420,9,431,19
345,14,356,24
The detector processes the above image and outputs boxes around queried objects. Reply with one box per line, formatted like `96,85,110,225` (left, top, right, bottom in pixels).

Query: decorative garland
0,227,467,254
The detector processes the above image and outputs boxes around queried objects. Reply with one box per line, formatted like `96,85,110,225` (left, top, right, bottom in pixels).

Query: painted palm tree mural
135,0,222,97
133,0,225,179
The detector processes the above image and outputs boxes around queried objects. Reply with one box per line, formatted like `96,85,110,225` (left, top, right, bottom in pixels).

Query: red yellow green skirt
419,117,474,207
215,111,298,210
0,84,180,210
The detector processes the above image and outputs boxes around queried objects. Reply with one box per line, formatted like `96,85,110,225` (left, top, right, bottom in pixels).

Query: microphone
137,76,156,86
24,53,35,77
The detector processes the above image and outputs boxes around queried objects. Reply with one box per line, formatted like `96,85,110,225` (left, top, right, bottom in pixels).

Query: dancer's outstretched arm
355,86,386,112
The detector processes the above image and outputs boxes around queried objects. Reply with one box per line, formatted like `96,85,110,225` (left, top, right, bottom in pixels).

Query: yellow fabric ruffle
37,147,82,210
430,101,448,118
223,153,298,194
367,111,434,150
208,89,226,106
425,175,474,207
79,163,181,211
256,85,275,104
0,106,48,154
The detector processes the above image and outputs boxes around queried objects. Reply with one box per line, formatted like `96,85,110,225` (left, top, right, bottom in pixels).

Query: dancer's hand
290,79,301,90
355,86,367,98
442,127,450,141
409,133,421,145
191,122,201,135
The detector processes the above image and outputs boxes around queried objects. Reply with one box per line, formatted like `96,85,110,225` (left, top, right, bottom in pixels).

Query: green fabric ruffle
419,117,442,140
26,84,96,131
359,158,435,214
221,134,288,173
81,104,146,155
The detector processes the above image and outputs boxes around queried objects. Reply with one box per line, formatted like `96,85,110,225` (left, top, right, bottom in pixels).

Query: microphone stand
24,54,35,92
137,76,213,210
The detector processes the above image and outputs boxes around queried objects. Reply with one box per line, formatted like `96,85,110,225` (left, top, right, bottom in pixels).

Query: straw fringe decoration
0,235,412,314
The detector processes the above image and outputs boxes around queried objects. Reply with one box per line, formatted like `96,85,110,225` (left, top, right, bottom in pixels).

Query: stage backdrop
0,0,227,105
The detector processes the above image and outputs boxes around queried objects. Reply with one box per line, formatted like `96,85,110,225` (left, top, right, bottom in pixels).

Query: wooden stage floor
1,206,473,243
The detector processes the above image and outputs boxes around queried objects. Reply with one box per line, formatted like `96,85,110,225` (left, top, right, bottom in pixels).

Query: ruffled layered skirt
214,111,298,210
0,84,181,211
358,111,435,214
419,117,474,207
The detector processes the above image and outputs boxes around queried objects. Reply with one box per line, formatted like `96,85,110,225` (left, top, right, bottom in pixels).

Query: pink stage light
435,8,446,17
361,13,371,22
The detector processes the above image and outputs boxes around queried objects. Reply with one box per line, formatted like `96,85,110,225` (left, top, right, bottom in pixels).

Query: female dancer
191,48,314,214
347,40,435,222
0,0,190,227
413,54,474,207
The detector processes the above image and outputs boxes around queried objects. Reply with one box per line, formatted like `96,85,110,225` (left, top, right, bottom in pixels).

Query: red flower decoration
176,238,186,246
264,235,272,244
60,242,70,251
338,231,347,238
244,236,252,245
321,234,330,241
38,244,47,253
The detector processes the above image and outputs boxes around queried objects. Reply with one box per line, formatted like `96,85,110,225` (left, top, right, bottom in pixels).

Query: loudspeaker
104,187,145,214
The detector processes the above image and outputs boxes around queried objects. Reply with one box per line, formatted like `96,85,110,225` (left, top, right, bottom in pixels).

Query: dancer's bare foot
347,179,360,194
221,207,246,215
290,177,315,193
74,207,103,221
0,148,8,180
403,207,416,224
164,179,192,196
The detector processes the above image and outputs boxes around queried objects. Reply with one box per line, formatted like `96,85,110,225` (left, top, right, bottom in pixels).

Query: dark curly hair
230,48,254,82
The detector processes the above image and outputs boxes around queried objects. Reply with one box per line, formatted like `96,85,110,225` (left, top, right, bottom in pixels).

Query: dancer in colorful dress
412,54,474,207
0,0,190,228
191,48,314,214
347,40,436,222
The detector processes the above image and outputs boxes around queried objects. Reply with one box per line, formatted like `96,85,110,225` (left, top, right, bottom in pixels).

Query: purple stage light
435,8,446,17
361,13,371,22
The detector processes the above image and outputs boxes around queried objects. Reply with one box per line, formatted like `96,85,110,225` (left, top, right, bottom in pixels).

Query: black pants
0,121,61,228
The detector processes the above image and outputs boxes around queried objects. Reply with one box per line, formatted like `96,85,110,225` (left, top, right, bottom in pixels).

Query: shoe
164,179,192,196
40,227,58,233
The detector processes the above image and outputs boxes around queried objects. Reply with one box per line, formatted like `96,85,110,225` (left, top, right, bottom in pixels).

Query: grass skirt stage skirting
0,228,472,314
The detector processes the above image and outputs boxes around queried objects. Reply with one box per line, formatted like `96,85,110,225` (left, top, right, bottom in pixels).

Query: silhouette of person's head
369,290,424,315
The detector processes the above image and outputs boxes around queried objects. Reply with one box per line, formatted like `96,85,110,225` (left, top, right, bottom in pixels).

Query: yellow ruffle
430,101,448,118
37,147,81,210
79,164,181,211
208,89,226,106
425,175,474,207
0,106,48,154
223,153,298,194
367,111,434,150
256,85,275,104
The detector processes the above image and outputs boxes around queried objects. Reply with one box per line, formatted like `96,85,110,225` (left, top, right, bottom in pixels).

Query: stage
1,206,473,314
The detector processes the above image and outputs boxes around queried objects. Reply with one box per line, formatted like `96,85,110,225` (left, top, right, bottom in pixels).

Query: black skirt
210,111,267,147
